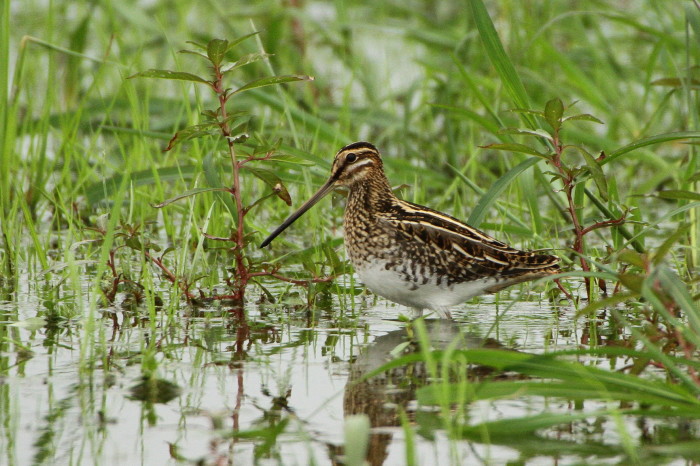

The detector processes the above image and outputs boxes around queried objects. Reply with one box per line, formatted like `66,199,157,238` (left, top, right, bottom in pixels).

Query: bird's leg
431,308,453,320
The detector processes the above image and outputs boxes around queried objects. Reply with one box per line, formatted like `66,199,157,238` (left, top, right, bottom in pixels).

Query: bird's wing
378,199,559,274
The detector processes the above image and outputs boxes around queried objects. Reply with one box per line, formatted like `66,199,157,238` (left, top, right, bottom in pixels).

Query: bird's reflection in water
333,318,506,466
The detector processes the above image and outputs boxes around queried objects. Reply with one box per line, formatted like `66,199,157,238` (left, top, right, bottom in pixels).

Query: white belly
355,260,498,312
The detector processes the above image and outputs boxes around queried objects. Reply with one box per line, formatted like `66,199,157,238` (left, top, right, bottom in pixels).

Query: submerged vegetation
2,0,700,464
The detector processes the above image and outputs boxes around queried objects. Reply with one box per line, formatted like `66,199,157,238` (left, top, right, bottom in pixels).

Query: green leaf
154,187,230,209
127,69,210,84
262,237,345,265
184,40,207,51
263,153,314,166
206,39,229,66
242,166,292,205
580,150,609,201
466,157,541,227
619,272,645,293
100,125,172,140
231,74,314,96
178,49,209,60
479,143,549,158
617,249,647,268
651,77,700,88
509,108,544,117
544,98,564,131
225,31,260,52
212,111,250,128
603,131,700,166
223,53,272,74
563,113,605,124
657,190,700,201
124,236,143,250
499,127,553,141
164,123,221,151
202,153,236,215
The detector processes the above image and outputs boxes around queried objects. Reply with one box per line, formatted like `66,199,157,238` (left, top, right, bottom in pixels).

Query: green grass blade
621,201,700,251
85,165,199,204
468,0,535,129
411,348,700,406
655,268,700,342
460,411,605,437
153,187,229,208
466,157,541,227
419,380,700,411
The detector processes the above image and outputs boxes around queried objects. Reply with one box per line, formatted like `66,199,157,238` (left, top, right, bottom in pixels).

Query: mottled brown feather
260,141,560,312
338,144,559,290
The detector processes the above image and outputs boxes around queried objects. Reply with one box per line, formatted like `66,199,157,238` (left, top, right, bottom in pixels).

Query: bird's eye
346,153,358,163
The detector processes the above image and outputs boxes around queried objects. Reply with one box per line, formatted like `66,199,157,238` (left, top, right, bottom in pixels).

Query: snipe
260,142,560,319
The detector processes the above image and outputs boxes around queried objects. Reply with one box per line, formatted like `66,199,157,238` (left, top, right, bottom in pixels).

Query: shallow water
3,280,697,465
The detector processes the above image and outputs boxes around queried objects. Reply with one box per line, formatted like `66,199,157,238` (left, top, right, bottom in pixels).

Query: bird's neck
345,171,395,216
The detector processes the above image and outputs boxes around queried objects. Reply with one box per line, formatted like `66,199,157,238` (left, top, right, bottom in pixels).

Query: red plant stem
248,271,336,286
580,215,626,236
107,249,118,277
238,151,274,166
554,278,574,301
213,63,249,294
550,129,592,301
143,250,177,283
142,249,196,301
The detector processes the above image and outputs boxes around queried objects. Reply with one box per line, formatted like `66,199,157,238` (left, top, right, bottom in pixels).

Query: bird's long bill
259,178,337,248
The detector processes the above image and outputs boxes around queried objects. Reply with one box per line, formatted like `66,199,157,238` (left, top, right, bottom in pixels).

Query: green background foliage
2,0,700,464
